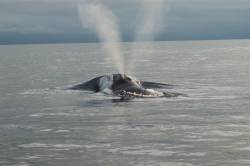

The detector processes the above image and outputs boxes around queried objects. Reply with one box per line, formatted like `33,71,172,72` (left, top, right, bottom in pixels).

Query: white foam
121,88,164,98
146,89,164,97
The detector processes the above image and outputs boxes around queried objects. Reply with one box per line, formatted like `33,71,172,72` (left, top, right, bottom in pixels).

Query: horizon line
1,38,250,46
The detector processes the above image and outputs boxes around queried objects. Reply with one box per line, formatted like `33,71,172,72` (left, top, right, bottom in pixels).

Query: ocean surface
0,40,250,166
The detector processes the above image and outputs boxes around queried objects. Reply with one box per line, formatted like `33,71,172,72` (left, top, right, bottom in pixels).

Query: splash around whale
70,74,184,99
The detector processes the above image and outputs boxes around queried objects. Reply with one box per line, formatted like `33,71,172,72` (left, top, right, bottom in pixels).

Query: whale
70,74,182,98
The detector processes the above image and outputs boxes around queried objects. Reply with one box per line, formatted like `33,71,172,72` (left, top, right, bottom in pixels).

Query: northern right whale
70,74,182,98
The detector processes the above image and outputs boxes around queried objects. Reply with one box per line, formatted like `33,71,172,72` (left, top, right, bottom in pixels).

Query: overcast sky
1,0,250,44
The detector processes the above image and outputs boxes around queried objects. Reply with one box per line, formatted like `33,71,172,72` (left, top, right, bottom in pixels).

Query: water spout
78,1,124,74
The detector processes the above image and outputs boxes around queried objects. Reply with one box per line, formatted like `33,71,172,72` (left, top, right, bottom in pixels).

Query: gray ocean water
0,40,250,166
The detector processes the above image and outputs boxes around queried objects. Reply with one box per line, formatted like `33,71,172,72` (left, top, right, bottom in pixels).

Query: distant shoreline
1,38,250,46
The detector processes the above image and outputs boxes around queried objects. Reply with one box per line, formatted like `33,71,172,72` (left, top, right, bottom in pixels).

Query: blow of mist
78,1,124,74
77,0,166,76
136,0,165,41
126,0,166,74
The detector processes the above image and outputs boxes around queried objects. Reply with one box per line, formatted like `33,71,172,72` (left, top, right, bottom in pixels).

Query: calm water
0,40,250,166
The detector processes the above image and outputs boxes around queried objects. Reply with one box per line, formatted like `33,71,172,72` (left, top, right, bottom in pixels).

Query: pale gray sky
0,0,250,44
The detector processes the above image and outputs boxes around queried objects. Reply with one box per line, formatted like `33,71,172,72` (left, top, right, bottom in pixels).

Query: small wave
206,130,244,137
18,143,111,150
107,145,175,157
20,87,79,95
132,161,195,166
18,143,83,149
40,129,53,132
29,112,80,117
54,130,70,133
237,146,250,151
177,152,207,157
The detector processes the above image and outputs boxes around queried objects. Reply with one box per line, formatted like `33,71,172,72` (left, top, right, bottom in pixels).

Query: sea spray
78,1,124,74
126,0,167,74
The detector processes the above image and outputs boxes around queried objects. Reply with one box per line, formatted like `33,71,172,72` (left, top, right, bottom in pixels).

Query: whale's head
111,74,141,91
97,73,140,93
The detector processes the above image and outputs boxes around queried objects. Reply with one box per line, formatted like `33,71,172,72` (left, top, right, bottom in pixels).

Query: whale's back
69,76,103,92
